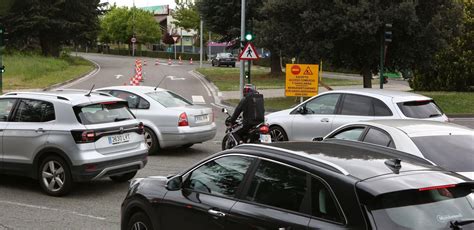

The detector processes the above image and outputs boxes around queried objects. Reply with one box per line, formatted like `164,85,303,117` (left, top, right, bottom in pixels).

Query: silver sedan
321,119,474,180
97,86,216,154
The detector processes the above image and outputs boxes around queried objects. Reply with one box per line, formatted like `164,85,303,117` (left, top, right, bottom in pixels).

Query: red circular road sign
291,65,301,75
131,37,136,43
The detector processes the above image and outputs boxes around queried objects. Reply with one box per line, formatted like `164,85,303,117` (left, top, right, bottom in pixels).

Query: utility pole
132,0,136,57
380,23,392,89
208,31,211,59
199,19,203,68
239,0,246,99
0,26,4,94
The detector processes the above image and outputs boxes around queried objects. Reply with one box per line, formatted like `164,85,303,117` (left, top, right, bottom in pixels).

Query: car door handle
208,209,226,217
320,118,330,123
36,128,45,133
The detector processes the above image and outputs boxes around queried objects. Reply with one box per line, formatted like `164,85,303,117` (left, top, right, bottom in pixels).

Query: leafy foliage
172,0,200,31
99,6,161,45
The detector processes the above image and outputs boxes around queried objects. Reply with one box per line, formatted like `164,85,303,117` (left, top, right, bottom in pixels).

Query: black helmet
243,84,257,97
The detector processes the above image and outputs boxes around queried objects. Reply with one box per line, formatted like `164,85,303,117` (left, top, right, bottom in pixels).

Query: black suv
121,140,474,230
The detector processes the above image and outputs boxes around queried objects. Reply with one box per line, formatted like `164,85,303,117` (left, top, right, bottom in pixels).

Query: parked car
97,86,216,154
0,91,148,196
318,119,474,179
211,53,236,67
266,89,449,142
121,140,474,230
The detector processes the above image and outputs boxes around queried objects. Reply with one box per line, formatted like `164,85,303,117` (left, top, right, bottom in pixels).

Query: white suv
0,91,148,196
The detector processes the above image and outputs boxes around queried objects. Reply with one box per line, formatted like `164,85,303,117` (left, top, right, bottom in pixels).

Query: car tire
222,134,237,150
110,171,137,183
211,61,214,66
232,64,236,68
127,212,153,230
269,126,289,142
38,155,73,196
181,144,194,148
144,127,160,155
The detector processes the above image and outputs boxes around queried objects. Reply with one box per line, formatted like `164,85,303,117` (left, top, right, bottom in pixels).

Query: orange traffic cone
168,58,172,65
189,58,193,65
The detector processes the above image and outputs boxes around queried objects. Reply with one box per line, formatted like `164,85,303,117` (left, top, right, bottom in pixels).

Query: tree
172,0,200,31
300,0,464,88
2,0,103,56
99,6,161,46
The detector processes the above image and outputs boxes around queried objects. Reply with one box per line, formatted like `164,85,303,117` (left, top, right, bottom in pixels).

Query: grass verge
3,54,94,90
196,67,363,91
226,92,474,114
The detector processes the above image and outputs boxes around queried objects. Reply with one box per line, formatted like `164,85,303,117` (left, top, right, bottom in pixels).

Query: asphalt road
0,53,472,229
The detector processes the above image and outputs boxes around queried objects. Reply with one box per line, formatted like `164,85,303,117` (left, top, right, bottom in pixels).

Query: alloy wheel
270,128,286,142
41,160,65,192
144,131,153,149
131,222,148,230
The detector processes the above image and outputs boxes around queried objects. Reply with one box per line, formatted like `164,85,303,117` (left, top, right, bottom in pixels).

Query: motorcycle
221,108,271,150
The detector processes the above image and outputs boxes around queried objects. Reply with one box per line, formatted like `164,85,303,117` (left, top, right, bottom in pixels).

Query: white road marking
167,76,186,80
192,95,206,104
0,200,106,221
188,71,212,97
56,58,101,89
115,74,123,79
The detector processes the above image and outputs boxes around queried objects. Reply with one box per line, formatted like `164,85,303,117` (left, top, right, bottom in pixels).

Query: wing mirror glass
297,106,306,114
166,175,183,191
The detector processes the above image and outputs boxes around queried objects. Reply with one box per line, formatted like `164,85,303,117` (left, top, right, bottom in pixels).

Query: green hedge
68,47,201,61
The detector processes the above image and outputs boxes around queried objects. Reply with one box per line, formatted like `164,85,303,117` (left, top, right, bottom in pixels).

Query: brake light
178,112,189,126
259,125,269,134
82,131,96,142
138,122,145,134
100,101,117,105
419,184,456,191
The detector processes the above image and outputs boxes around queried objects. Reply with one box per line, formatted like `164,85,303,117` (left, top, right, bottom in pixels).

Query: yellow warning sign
285,64,319,97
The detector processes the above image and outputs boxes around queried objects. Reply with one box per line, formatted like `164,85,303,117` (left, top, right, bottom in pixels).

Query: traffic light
384,23,392,43
0,66,4,73
245,32,254,41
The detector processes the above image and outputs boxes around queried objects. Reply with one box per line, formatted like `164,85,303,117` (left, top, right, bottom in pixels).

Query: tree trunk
362,66,372,88
270,49,282,75
40,36,60,57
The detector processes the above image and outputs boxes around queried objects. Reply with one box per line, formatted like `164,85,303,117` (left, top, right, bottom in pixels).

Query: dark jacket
230,93,265,126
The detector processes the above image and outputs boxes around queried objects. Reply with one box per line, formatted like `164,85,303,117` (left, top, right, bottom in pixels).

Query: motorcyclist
227,84,265,143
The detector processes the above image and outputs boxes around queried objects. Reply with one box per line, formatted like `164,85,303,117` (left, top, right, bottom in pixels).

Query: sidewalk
221,80,412,100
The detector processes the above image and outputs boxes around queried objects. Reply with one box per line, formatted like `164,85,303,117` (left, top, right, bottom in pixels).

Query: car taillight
71,130,96,143
178,112,189,126
419,184,456,191
212,111,215,122
259,125,269,134
138,122,145,134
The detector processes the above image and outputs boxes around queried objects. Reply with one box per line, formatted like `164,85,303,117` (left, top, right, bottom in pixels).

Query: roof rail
54,89,111,97
235,144,350,175
4,92,70,101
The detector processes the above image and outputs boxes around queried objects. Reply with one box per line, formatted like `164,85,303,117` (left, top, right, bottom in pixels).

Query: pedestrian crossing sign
239,42,260,60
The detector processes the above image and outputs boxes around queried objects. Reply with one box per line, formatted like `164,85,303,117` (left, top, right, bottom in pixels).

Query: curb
447,114,474,118
43,57,99,91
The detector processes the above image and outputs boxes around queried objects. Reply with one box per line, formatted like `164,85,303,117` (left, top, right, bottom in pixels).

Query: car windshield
218,53,233,58
367,185,474,229
397,100,443,118
411,135,474,172
146,91,192,107
74,101,134,125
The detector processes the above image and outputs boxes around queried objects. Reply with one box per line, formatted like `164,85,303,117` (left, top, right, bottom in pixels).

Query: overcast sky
100,0,177,9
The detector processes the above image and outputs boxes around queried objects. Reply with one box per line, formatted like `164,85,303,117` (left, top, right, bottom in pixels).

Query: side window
0,99,17,121
332,127,365,141
311,177,343,223
373,99,393,116
13,99,55,122
340,94,373,116
137,98,150,109
305,94,341,114
184,155,253,197
245,160,309,213
109,90,140,109
363,128,394,147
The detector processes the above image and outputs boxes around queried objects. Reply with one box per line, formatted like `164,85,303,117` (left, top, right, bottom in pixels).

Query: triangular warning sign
239,42,260,60
303,66,313,75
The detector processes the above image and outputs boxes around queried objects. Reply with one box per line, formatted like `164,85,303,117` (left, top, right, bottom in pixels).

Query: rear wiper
450,219,474,229
114,118,130,122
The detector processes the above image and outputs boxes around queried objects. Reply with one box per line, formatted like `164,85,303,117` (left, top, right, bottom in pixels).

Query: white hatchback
266,89,449,142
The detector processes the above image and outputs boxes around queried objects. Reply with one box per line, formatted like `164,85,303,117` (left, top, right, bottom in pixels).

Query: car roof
325,88,431,101
3,90,119,105
342,119,473,137
234,140,437,181
97,86,167,94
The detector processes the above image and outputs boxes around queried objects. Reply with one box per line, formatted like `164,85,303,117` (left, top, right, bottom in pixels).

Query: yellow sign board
285,64,319,97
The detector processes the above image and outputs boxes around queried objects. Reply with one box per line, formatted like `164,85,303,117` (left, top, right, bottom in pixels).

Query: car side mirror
312,137,324,142
166,175,183,191
222,108,228,114
297,106,306,114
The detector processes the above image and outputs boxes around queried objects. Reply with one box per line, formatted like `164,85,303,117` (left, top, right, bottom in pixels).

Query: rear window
367,185,474,229
146,91,191,108
217,53,233,58
411,135,474,172
397,100,443,118
74,101,134,125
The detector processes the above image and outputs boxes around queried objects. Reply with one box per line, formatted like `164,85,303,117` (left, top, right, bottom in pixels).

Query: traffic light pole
247,60,251,83
239,0,246,99
380,33,384,89
0,26,3,94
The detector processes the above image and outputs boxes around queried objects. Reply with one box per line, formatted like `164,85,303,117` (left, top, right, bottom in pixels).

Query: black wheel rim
270,129,286,142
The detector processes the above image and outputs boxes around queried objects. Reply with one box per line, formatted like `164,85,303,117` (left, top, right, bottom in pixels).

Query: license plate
195,114,209,123
260,134,272,143
108,133,131,145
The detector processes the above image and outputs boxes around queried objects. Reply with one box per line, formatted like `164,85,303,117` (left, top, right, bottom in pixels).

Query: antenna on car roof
154,77,167,91
85,84,95,97
385,158,402,174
